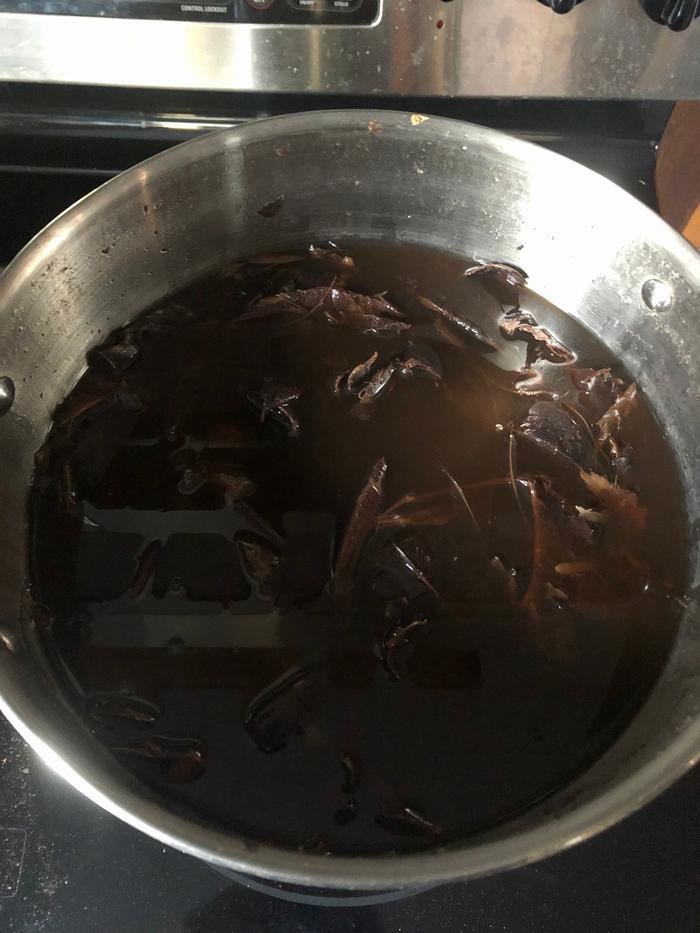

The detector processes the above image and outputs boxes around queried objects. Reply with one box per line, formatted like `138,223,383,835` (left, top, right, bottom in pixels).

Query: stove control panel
641,0,699,30
0,0,379,24
0,0,698,95
537,0,588,11
538,0,699,28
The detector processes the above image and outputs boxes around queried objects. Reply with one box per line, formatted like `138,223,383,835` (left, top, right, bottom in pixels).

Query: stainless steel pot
0,111,699,890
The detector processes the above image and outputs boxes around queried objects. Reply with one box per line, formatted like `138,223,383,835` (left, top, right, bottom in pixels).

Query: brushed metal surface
1,0,699,98
0,112,699,889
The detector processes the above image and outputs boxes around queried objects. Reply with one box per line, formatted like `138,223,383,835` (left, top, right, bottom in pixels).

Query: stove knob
536,0,587,11
641,0,700,30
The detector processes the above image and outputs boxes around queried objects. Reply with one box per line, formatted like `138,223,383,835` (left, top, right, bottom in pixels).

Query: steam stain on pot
27,241,687,855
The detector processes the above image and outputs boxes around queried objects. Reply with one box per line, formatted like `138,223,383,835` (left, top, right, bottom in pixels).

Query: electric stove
0,1,699,927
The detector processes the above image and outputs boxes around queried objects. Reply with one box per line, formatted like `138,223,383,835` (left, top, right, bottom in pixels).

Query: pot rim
1,109,699,890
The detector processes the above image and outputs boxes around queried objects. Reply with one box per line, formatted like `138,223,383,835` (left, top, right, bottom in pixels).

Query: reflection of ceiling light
19,218,77,282
12,15,257,91
520,160,631,315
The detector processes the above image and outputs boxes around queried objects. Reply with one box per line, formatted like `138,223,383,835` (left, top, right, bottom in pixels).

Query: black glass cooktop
1,712,698,932
0,91,697,931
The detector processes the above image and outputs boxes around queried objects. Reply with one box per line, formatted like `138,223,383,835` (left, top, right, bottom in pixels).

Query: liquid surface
28,242,687,855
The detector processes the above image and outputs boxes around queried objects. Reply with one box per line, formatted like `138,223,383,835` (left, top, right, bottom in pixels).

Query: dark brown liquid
28,242,687,855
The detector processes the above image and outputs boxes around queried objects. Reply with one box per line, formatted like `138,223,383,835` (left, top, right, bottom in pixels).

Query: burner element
210,866,439,906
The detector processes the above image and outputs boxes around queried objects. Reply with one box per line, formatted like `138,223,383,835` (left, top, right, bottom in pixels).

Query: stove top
0,94,697,931
1,711,697,932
